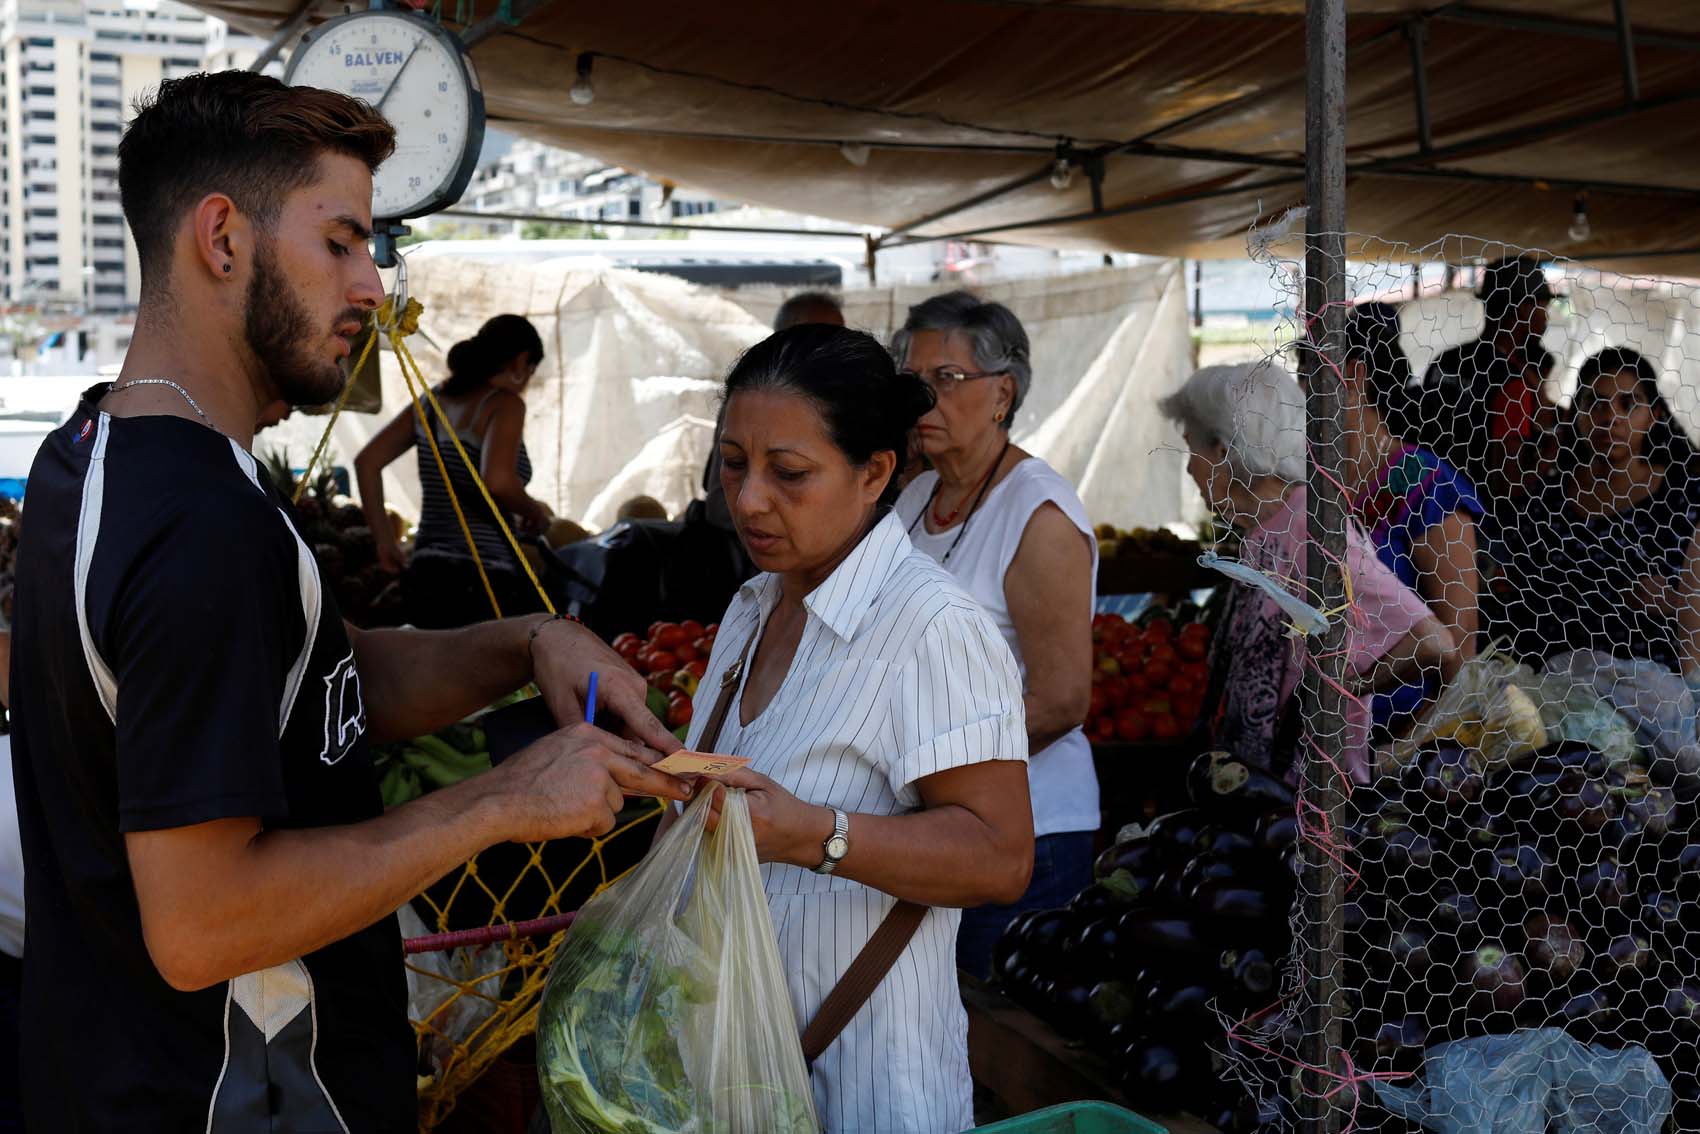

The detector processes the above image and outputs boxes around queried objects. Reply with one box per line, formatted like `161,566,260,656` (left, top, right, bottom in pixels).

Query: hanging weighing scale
283,0,486,266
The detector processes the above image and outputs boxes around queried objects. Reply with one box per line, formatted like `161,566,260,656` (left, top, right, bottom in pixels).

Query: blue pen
584,671,599,728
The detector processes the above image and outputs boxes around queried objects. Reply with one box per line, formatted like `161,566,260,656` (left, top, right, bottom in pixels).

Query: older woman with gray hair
891,291,1098,979
1159,362,1461,780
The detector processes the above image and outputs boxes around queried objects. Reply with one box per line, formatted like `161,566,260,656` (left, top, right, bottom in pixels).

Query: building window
166,56,198,67
27,85,53,96
25,37,52,47
91,75,119,87
90,121,119,133
29,208,56,218
90,98,120,111
90,51,117,62
93,238,125,249
28,111,55,122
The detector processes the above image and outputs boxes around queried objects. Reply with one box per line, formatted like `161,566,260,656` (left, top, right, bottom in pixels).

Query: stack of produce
264,453,410,628
611,620,718,739
1093,524,1197,562
992,751,1299,1132
1345,738,1700,1132
1088,613,1211,744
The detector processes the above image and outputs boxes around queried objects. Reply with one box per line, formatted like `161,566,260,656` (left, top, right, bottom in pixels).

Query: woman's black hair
1573,346,1694,468
722,323,935,507
1342,302,1413,418
440,314,545,397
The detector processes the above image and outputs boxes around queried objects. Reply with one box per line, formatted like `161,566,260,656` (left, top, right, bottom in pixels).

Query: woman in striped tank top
355,314,555,628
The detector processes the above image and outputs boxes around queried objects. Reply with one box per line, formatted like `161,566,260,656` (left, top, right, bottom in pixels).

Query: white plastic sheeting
265,258,1199,531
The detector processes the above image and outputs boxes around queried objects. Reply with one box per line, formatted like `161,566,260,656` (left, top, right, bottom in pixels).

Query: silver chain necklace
109,378,210,425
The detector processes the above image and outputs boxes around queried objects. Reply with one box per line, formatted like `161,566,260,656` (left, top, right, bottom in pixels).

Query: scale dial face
285,9,484,221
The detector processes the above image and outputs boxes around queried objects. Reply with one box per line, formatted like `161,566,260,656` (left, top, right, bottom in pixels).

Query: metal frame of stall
244,3,1691,1129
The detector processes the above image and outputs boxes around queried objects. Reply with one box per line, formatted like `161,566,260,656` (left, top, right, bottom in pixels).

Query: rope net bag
1181,235,1700,1134
296,288,665,1131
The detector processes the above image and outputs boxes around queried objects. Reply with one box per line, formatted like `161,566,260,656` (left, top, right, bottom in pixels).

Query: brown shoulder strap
799,900,927,1066
697,632,757,755
700,628,928,1067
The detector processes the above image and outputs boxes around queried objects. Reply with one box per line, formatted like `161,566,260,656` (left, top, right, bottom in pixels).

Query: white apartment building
0,0,270,314
447,137,729,238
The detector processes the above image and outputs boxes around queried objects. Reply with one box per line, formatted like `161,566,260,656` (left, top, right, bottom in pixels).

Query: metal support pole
1299,0,1349,1132
864,233,878,288
1192,259,1203,329
1405,19,1433,152
1612,0,1640,103
247,0,317,73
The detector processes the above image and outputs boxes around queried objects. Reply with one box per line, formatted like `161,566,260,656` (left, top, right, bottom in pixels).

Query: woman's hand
708,769,834,868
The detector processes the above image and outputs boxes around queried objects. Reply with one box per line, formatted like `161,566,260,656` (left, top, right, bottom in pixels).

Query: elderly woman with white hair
891,291,1098,979
1159,362,1461,780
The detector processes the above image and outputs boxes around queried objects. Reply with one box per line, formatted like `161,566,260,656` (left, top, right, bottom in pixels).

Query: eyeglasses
901,365,1006,392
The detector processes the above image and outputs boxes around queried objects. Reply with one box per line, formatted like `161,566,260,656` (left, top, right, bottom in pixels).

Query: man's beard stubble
243,236,357,408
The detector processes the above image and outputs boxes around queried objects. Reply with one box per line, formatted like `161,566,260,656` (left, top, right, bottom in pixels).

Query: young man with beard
9,71,693,1131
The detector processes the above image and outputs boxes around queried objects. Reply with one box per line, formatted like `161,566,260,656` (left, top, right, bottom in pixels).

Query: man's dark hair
772,291,843,332
119,70,396,297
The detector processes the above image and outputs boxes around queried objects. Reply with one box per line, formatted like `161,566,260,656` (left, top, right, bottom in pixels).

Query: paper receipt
652,751,751,776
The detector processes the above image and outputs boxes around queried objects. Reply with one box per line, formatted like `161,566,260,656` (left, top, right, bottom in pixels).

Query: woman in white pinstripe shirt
686,325,1034,1133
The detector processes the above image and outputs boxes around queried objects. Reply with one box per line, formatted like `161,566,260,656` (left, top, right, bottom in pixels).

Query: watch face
286,12,482,220
825,835,850,860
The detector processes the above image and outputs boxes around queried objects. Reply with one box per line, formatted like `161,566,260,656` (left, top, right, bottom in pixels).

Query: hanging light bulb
569,53,596,106
1049,157,1074,191
839,142,871,167
1568,193,1592,243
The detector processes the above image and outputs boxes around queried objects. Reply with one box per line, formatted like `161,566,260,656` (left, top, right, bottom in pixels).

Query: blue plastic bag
1370,1028,1671,1134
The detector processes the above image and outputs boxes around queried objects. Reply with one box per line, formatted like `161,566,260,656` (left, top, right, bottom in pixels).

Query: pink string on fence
1226,996,1416,1134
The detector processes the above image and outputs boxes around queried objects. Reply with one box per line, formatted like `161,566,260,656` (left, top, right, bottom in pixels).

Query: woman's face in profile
489,352,540,397
718,389,893,577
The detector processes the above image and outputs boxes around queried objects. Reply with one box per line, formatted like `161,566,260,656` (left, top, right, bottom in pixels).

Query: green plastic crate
972,1101,1168,1134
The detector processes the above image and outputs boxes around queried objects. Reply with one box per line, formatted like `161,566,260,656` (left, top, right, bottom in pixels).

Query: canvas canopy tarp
197,0,1700,274
259,259,1198,531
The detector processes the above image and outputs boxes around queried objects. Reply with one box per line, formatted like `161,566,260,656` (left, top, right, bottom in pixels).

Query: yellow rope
390,332,555,613
290,321,381,504
396,346,506,619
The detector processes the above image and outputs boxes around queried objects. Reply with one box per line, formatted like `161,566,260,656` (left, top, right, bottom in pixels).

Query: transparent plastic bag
1385,646,1548,775
1547,650,1700,791
536,788,819,1134
1370,1028,1672,1134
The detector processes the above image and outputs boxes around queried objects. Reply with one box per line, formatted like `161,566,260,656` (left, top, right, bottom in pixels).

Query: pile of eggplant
1347,738,1700,1133
991,751,1300,1132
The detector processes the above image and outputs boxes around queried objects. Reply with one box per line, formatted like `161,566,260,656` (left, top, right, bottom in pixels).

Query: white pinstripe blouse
684,511,1029,1134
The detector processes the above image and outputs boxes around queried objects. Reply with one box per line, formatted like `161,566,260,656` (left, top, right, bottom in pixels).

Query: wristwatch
813,809,850,875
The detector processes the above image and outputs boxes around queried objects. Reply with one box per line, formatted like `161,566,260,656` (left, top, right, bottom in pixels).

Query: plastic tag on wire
536,788,818,1133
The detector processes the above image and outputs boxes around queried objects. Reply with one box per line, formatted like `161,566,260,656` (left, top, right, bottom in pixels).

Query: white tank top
895,457,1101,836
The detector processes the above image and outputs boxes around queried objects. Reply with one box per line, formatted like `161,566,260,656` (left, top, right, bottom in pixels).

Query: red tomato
1124,671,1152,697
684,659,708,679
1180,620,1210,640
647,650,679,673
1094,716,1118,743
1177,635,1208,662
1116,649,1145,675
1168,672,1198,699
615,638,643,664
680,619,706,640
1144,617,1174,641
646,669,674,691
634,648,655,674
611,632,641,652
1174,694,1205,725
705,623,720,636
1089,686,1109,721
667,698,693,729
652,625,689,651
1115,708,1151,743
674,642,700,664
693,637,714,656
1148,642,1179,666
1149,712,1182,741
648,621,668,640
1139,694,1172,717
1181,661,1209,685
1101,675,1130,708
1143,660,1174,689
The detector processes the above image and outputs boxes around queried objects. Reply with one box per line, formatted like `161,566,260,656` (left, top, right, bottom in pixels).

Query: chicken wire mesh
1183,236,1700,1134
